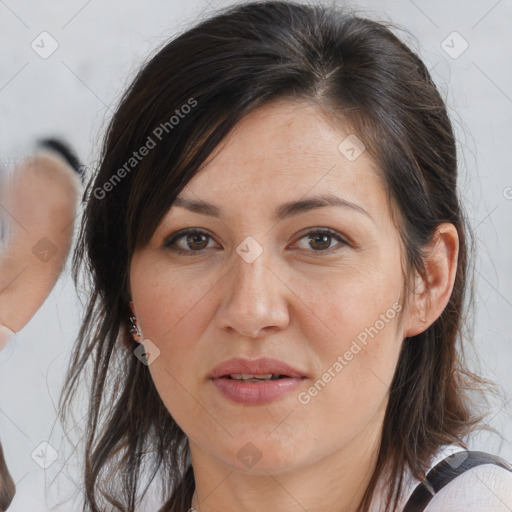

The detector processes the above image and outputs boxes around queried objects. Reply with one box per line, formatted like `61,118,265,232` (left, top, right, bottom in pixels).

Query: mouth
209,357,307,404
209,356,307,381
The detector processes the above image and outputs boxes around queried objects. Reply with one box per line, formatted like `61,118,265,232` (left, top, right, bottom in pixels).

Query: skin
129,100,459,512
0,151,82,349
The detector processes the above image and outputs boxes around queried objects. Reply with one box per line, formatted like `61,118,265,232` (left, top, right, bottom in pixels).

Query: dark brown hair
59,1,494,511
0,443,14,512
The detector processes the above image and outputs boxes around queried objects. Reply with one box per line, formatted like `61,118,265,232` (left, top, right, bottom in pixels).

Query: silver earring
129,316,142,339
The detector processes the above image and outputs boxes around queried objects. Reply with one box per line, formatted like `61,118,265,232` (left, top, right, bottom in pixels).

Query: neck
189,424,382,512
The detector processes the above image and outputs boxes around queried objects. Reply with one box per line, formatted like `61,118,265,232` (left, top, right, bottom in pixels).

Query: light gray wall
1,0,511,509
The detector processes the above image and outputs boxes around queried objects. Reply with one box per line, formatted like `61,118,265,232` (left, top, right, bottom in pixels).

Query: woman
0,139,82,510
59,1,512,511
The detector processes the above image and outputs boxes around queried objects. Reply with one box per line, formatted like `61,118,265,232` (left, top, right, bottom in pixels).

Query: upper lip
210,357,307,379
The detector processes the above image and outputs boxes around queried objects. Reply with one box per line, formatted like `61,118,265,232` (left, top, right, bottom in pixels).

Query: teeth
229,373,276,381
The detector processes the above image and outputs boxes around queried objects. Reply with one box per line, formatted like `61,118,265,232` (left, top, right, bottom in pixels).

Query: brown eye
163,229,215,254
294,229,348,253
163,227,349,256
308,232,332,251
184,233,209,250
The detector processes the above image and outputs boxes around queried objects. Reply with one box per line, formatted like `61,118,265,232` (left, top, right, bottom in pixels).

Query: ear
403,223,459,338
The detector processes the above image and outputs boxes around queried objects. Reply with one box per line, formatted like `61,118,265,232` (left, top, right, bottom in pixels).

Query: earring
129,315,142,340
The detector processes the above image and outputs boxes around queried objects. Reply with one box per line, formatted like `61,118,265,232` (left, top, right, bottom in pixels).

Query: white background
1,0,511,510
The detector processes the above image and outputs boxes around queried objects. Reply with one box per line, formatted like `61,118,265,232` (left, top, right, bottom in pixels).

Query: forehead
171,100,387,221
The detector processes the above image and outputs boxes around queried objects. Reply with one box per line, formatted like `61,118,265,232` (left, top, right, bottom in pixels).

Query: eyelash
162,228,349,256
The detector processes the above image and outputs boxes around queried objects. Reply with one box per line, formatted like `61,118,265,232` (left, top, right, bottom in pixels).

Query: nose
216,245,290,338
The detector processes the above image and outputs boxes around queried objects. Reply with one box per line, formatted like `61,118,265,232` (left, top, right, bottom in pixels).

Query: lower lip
212,377,305,404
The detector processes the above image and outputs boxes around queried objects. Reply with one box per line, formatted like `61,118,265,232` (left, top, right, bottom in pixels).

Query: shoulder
424,463,512,512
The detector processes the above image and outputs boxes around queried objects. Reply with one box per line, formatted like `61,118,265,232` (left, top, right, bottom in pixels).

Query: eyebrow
172,193,373,223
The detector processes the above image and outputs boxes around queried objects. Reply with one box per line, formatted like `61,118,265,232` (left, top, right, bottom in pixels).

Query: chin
216,434,310,475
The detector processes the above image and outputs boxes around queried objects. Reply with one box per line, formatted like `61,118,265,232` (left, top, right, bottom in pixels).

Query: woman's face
129,100,419,474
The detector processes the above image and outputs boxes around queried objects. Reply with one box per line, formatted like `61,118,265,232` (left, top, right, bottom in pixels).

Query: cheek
139,293,212,434
294,304,402,448
130,264,217,412
287,252,403,352
132,261,214,344
288,263,404,426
